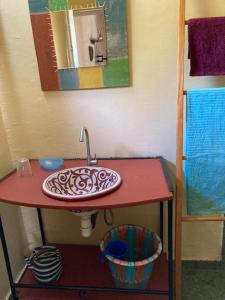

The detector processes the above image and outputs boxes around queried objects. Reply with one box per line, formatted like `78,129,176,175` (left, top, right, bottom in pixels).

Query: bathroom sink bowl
42,166,122,201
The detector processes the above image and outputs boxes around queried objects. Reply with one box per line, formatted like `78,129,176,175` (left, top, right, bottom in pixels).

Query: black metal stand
168,200,173,300
0,201,173,299
0,216,18,300
160,202,164,249
37,208,46,245
0,158,174,300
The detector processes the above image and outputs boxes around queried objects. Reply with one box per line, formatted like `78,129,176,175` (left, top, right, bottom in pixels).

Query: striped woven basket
100,224,162,289
24,245,62,283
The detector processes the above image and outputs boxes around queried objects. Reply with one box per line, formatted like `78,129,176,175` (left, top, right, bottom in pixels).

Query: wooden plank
68,0,96,9
28,0,49,14
102,58,130,87
97,0,128,59
175,0,186,299
48,0,68,11
58,69,80,90
30,14,60,91
78,67,103,89
182,216,225,222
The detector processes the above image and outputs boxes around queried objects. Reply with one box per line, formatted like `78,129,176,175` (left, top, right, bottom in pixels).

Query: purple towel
188,17,225,76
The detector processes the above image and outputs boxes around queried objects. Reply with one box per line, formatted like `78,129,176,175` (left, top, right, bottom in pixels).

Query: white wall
0,3,225,298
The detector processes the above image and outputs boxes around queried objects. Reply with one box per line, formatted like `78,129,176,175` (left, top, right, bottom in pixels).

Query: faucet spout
79,127,97,166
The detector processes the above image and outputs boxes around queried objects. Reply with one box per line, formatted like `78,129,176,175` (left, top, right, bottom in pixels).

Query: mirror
28,0,129,91
51,7,107,69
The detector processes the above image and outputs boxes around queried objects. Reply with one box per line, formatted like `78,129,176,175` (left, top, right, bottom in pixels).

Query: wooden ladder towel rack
175,0,225,299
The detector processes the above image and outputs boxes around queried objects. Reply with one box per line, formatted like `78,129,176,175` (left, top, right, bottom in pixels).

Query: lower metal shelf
16,244,169,300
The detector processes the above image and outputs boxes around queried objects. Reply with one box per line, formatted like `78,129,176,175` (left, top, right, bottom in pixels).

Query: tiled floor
182,228,225,300
183,265,225,300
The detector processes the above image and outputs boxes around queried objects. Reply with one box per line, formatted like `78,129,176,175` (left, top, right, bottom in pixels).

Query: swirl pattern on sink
42,167,122,201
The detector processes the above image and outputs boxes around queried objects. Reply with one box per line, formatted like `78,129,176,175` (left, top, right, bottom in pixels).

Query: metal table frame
0,157,173,299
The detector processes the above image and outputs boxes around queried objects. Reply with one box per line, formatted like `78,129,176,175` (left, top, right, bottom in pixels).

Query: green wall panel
28,0,49,13
97,0,128,58
48,0,68,11
103,58,129,87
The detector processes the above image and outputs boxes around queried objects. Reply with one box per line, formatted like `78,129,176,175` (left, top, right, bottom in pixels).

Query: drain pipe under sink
71,210,98,238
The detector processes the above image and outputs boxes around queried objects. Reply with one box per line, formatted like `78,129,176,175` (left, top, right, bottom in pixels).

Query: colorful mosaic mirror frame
28,0,130,91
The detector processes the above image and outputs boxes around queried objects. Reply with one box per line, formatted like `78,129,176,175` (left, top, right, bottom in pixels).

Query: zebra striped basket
100,225,162,289
24,245,62,283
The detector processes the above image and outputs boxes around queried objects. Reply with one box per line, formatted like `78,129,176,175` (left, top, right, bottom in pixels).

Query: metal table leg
0,216,18,300
37,208,46,245
168,201,173,300
160,202,164,250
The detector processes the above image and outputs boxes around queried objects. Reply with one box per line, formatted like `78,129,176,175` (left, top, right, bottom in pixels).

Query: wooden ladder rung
175,1,225,299
182,216,225,222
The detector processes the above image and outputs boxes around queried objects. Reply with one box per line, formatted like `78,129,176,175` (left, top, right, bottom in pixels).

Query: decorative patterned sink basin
42,166,122,201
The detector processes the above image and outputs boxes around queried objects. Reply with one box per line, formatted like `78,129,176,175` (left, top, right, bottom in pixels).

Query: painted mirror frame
28,0,130,91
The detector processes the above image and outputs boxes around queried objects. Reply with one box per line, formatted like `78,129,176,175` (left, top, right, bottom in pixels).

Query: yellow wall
0,111,12,300
0,113,28,300
1,0,225,297
0,114,12,177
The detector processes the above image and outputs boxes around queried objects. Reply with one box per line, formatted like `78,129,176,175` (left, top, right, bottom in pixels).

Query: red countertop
0,158,173,210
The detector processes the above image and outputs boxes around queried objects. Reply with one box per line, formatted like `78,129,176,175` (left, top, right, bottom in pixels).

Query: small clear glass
17,158,32,177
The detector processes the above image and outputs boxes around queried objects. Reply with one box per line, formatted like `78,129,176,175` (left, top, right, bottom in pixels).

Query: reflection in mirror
50,11,74,69
50,7,107,70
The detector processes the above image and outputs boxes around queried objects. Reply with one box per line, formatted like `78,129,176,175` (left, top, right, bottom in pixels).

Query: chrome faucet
79,127,97,166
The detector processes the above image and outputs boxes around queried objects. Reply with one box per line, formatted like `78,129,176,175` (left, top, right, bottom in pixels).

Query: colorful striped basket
100,224,162,289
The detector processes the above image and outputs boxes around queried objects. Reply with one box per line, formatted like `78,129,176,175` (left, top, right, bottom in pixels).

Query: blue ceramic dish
39,158,64,171
101,240,127,262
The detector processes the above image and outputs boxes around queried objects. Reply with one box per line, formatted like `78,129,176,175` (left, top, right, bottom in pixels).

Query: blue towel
185,88,225,215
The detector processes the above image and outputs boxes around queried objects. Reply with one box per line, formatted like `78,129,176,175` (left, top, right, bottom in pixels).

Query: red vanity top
0,158,173,210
